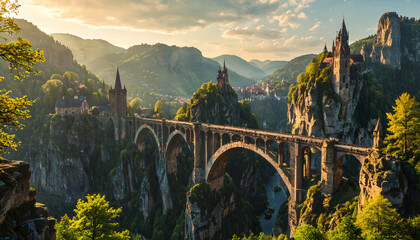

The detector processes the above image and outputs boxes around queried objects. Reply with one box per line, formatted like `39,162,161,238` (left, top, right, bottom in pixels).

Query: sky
18,0,419,61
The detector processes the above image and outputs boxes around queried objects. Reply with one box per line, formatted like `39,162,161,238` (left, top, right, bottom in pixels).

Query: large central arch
205,141,292,193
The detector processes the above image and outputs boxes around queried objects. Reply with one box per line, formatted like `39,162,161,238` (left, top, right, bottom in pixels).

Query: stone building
109,69,127,117
55,96,89,115
322,20,363,102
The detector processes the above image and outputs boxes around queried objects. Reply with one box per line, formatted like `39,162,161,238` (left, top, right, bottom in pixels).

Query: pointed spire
340,19,348,37
323,44,328,53
114,68,122,90
222,60,226,71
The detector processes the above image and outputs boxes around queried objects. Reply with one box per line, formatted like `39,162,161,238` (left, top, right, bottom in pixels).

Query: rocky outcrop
377,12,401,69
287,65,366,144
0,160,56,239
361,12,420,69
185,177,259,240
358,150,407,211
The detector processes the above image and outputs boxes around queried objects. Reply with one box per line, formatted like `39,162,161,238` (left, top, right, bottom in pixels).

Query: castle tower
332,19,351,101
217,61,230,91
109,69,127,117
373,118,384,149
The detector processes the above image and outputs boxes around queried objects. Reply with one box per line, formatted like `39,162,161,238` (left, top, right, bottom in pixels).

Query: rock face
26,115,170,221
377,12,402,69
287,65,365,144
0,160,56,239
185,178,259,240
358,150,407,211
362,12,420,69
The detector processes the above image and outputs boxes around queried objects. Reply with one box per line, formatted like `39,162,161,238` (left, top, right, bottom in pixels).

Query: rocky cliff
287,52,368,144
25,115,171,231
0,160,56,239
185,176,260,240
359,12,420,69
358,150,407,212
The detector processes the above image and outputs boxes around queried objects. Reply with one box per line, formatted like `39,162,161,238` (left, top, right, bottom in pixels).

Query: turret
373,118,384,149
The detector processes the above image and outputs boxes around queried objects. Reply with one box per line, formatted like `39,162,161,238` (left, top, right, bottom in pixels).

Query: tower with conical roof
332,19,351,101
109,69,127,117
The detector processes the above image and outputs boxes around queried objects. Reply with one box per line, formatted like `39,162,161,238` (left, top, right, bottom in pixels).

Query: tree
128,97,142,115
55,194,130,240
42,79,64,108
355,194,411,240
385,93,420,162
293,225,325,240
329,215,362,240
0,0,45,159
153,100,165,119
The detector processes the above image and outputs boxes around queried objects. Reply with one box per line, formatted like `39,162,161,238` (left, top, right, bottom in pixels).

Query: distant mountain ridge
212,54,267,80
88,43,256,97
263,54,317,96
51,33,126,66
249,59,288,75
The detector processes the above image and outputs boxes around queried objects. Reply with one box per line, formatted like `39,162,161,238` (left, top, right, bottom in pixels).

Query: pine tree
355,194,411,239
385,92,420,162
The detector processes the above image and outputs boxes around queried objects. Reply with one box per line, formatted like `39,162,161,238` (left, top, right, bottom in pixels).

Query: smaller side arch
134,125,161,152
165,130,190,173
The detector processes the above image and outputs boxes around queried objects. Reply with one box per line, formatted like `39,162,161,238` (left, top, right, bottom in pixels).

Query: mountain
87,44,255,97
248,59,288,75
212,54,267,80
262,54,317,96
51,33,125,65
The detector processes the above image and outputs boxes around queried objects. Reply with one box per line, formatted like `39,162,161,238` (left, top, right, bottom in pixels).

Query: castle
216,61,230,92
323,20,363,102
109,69,127,117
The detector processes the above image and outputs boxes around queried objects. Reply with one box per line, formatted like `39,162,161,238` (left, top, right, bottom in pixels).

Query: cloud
244,35,323,54
366,27,377,32
273,10,305,28
223,25,283,39
27,0,281,32
309,21,321,31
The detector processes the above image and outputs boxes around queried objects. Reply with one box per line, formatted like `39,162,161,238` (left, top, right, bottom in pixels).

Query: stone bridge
111,116,372,231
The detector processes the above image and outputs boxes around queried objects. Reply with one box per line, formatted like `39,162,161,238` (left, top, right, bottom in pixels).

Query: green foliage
152,100,165,119
55,194,130,240
384,93,420,163
0,0,44,159
263,54,317,96
329,215,362,240
128,97,142,115
355,194,411,240
42,79,63,108
231,232,278,240
287,52,337,107
174,102,191,121
294,225,325,240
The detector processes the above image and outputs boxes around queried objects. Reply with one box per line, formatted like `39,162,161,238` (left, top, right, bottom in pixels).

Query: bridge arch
134,125,161,152
205,142,292,193
332,153,365,192
165,130,190,173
